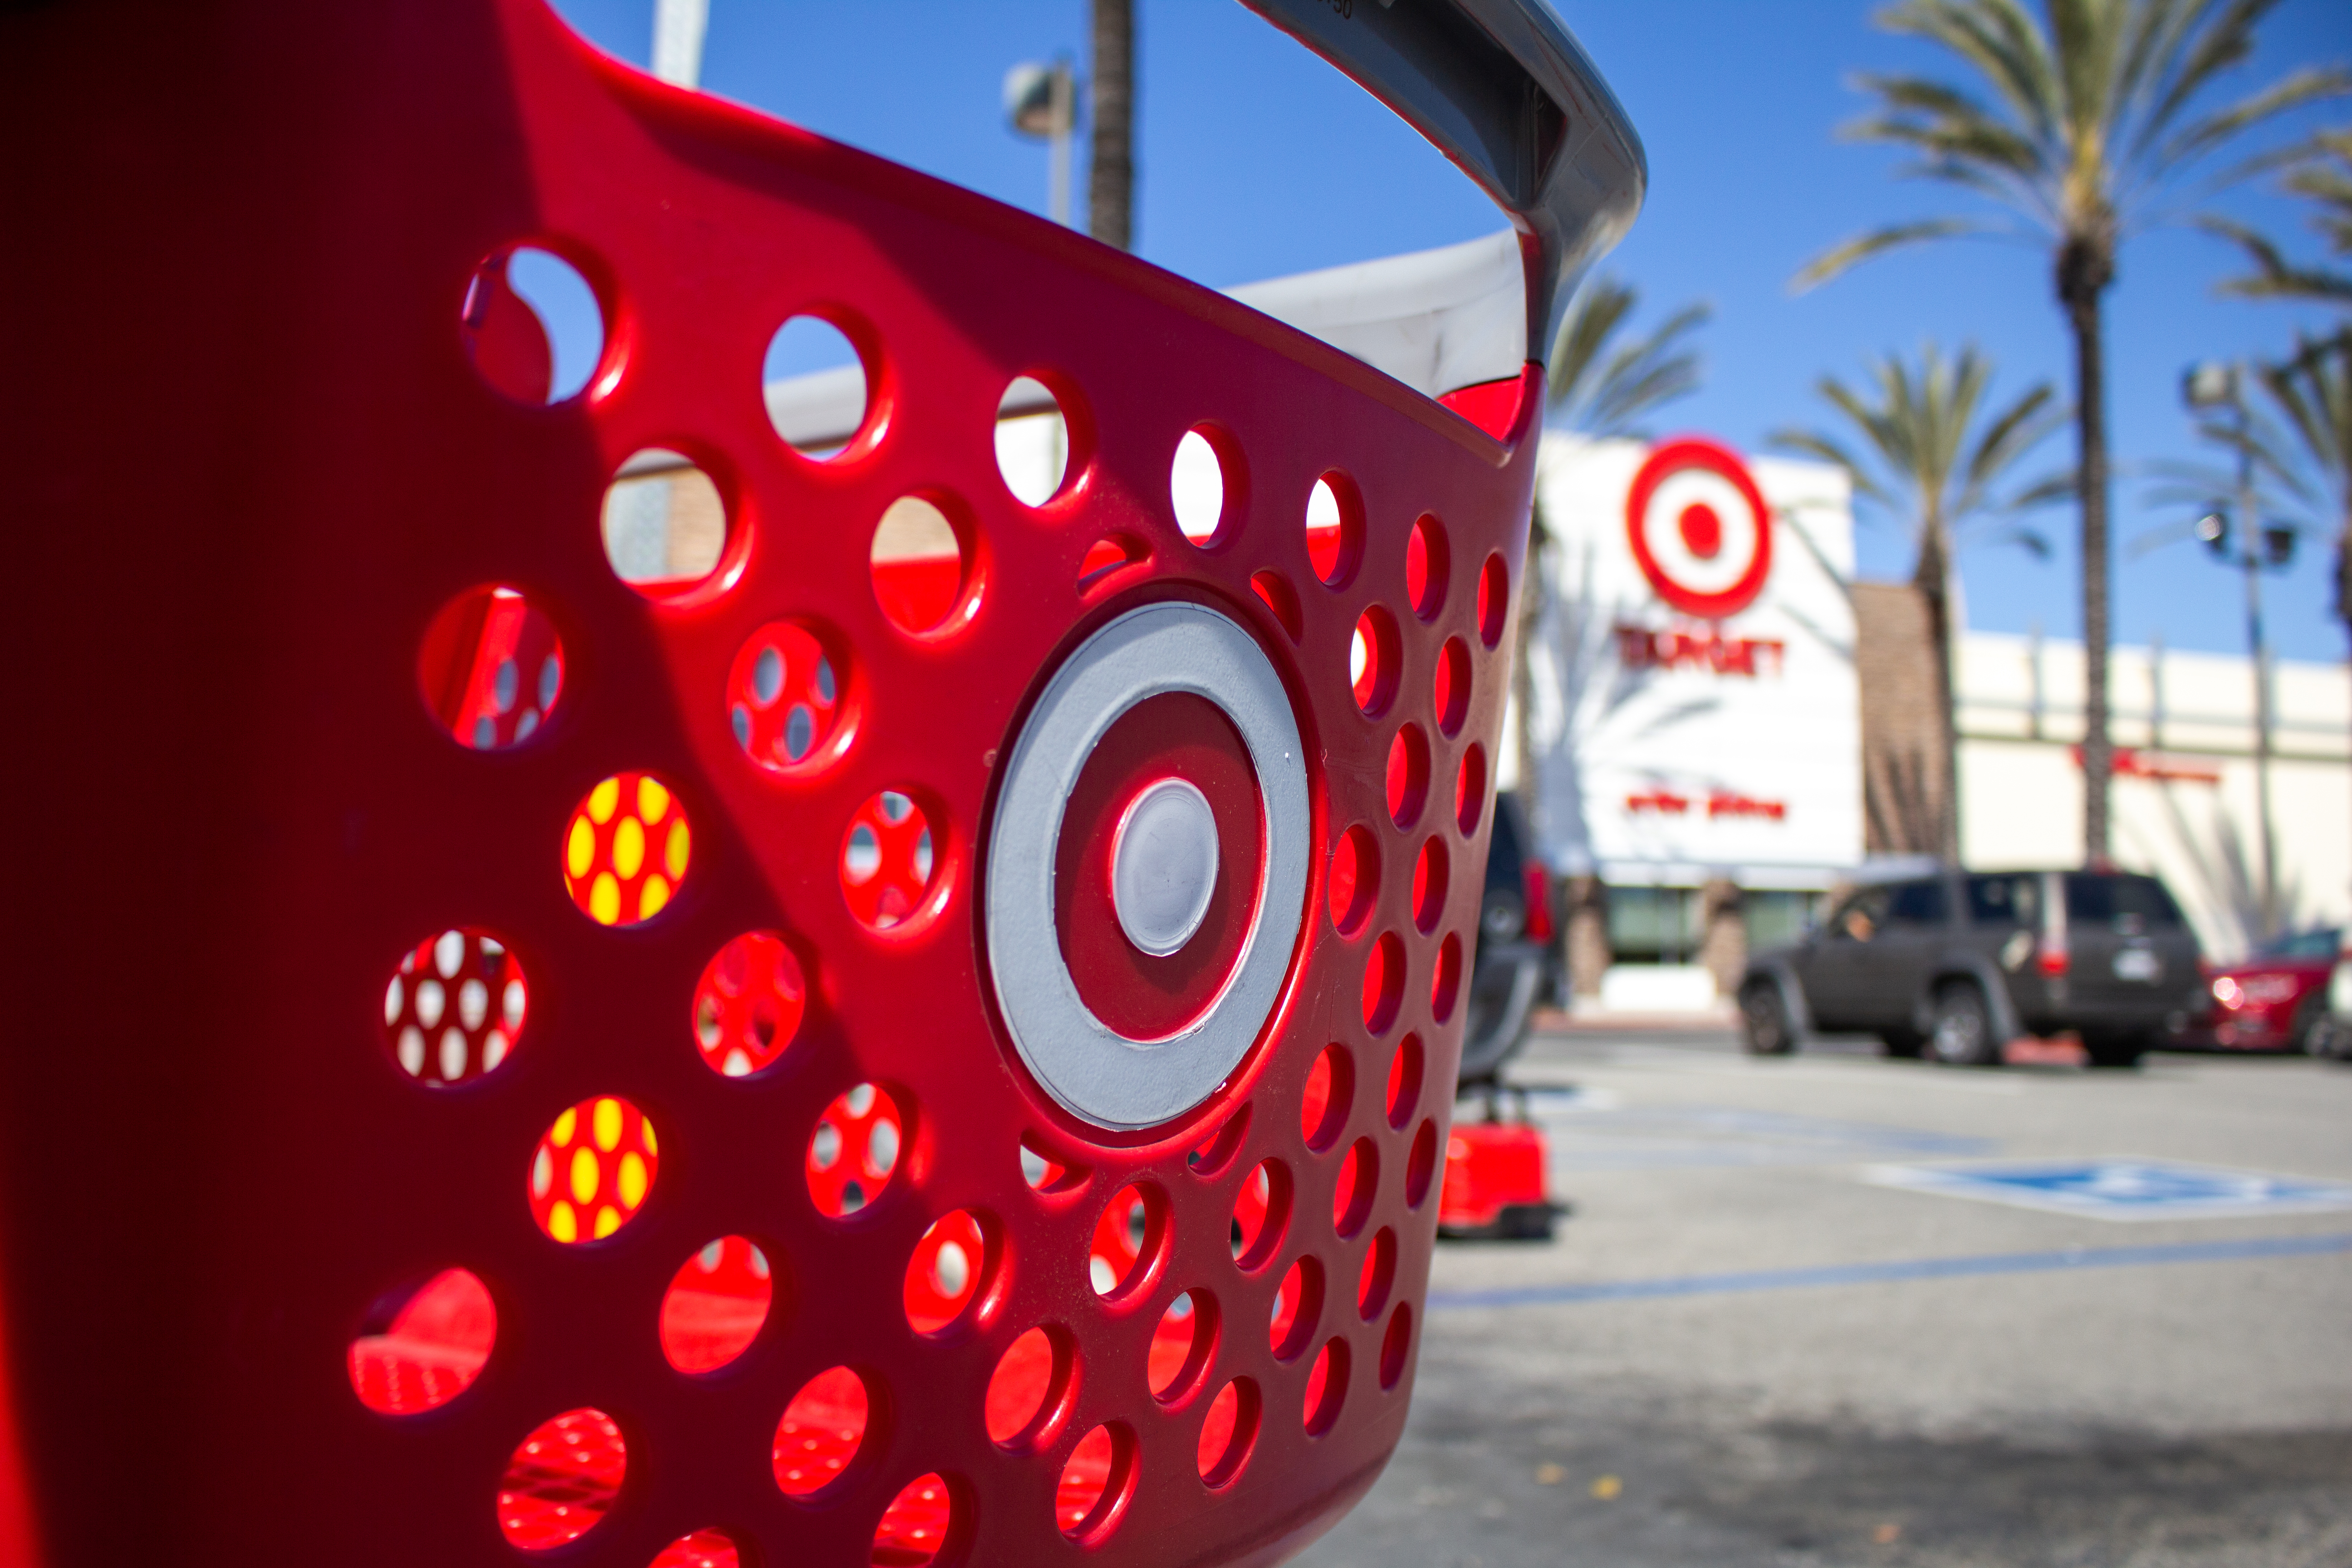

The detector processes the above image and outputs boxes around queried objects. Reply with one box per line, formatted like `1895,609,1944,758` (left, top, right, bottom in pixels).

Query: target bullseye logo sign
1625,437,1773,620
987,602,1308,1131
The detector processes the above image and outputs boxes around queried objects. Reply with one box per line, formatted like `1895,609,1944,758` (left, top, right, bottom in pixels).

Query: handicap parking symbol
1863,1159,2352,1221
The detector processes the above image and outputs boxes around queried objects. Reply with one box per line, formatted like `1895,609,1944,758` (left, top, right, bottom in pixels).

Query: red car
2200,929,2341,1053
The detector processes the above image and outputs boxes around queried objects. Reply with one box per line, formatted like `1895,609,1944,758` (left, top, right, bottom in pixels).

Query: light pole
1003,60,1077,228
2183,360,2298,945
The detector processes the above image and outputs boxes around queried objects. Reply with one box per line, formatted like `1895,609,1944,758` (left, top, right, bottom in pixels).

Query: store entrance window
1606,885,1702,965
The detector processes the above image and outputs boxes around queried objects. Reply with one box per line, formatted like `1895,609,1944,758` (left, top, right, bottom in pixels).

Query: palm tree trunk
2061,242,2113,867
1913,519,1960,863
1088,0,1134,251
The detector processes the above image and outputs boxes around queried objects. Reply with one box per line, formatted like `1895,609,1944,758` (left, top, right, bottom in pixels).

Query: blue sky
547,0,2352,662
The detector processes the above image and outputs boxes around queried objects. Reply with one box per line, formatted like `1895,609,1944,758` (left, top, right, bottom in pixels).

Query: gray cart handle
1240,0,1646,374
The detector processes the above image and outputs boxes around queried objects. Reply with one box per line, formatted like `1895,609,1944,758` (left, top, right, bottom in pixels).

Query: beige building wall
1956,631,2350,961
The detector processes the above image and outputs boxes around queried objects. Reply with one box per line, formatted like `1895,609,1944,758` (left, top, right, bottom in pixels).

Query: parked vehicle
1738,868,2206,1068
1459,791,1560,1087
2193,929,2340,1054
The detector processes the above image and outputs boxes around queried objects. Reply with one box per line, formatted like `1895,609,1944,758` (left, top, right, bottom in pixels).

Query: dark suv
1738,869,2205,1068
1459,792,1560,1087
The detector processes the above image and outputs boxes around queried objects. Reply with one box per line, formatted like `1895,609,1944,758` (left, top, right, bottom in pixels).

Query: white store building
1519,431,2352,1004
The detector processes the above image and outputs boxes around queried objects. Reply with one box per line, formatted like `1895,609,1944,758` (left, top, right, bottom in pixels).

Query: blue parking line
1425,1231,2352,1312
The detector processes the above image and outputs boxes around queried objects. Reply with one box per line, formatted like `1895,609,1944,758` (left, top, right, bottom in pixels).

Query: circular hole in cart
1170,426,1240,545
529,1097,657,1244
727,621,847,776
903,1210,991,1336
1089,1184,1165,1300
1196,1378,1260,1487
1333,1139,1378,1238
997,375,1073,506
841,790,940,932
460,243,603,406
986,1326,1075,1450
1406,515,1450,619
1300,1044,1352,1152
418,585,564,751
873,1472,958,1566
348,1267,495,1416
603,449,730,597
772,1366,872,1497
1150,1291,1218,1402
763,314,872,460
807,1083,905,1217
651,1528,743,1568
383,927,527,1085
660,1237,774,1374
497,1406,625,1550
564,773,690,927
1305,472,1362,586
1304,1338,1350,1435
1057,1424,1136,1544
1269,1256,1322,1361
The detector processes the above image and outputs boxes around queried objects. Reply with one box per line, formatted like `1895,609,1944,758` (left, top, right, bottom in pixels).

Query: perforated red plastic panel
0,1,1545,1564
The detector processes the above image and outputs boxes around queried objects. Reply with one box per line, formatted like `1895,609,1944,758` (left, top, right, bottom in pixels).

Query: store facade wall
1514,431,2349,1008
1957,632,2350,961
1518,433,1862,1011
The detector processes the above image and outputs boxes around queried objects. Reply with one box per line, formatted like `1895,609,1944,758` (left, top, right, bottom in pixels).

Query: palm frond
1773,340,2061,581
2155,65,2352,178
1545,278,1711,438
1793,219,1985,291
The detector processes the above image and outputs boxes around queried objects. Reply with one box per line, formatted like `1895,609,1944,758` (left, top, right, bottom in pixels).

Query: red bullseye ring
986,601,1310,1131
1625,438,1771,620
1054,693,1265,1041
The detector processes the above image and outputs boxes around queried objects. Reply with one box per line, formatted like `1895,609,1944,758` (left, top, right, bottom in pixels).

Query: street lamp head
1003,61,1073,139
2181,361,2238,410
2194,513,2229,556
2261,524,2296,568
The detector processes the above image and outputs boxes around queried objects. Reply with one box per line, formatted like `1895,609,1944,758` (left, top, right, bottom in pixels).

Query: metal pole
651,0,708,89
2235,375,2278,944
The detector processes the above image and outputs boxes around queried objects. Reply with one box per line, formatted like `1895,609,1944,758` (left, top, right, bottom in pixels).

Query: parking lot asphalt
1294,1026,2352,1568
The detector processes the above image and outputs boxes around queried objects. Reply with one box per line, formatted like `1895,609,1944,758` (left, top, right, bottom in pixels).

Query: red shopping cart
0,1,1639,1563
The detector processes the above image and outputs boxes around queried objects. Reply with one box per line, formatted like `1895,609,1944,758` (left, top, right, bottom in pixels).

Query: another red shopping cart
0,1,1640,1563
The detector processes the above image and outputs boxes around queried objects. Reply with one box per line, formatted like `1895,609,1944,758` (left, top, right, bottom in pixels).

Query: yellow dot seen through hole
570,1146,600,1204
567,817,595,879
641,1120,659,1157
588,777,621,824
593,1098,622,1151
665,819,691,879
639,876,670,921
593,1205,622,1239
589,873,621,925
637,776,670,822
612,816,646,880
552,1107,578,1147
549,1200,578,1243
617,1151,647,1208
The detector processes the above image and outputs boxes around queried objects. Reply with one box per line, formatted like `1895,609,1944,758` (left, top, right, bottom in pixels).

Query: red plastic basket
0,2,1638,1564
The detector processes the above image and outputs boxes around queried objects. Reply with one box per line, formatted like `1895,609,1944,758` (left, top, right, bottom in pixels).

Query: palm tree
2210,127,2352,304
1772,344,2067,861
1795,0,2347,866
1514,277,1712,786
2262,331,2352,633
